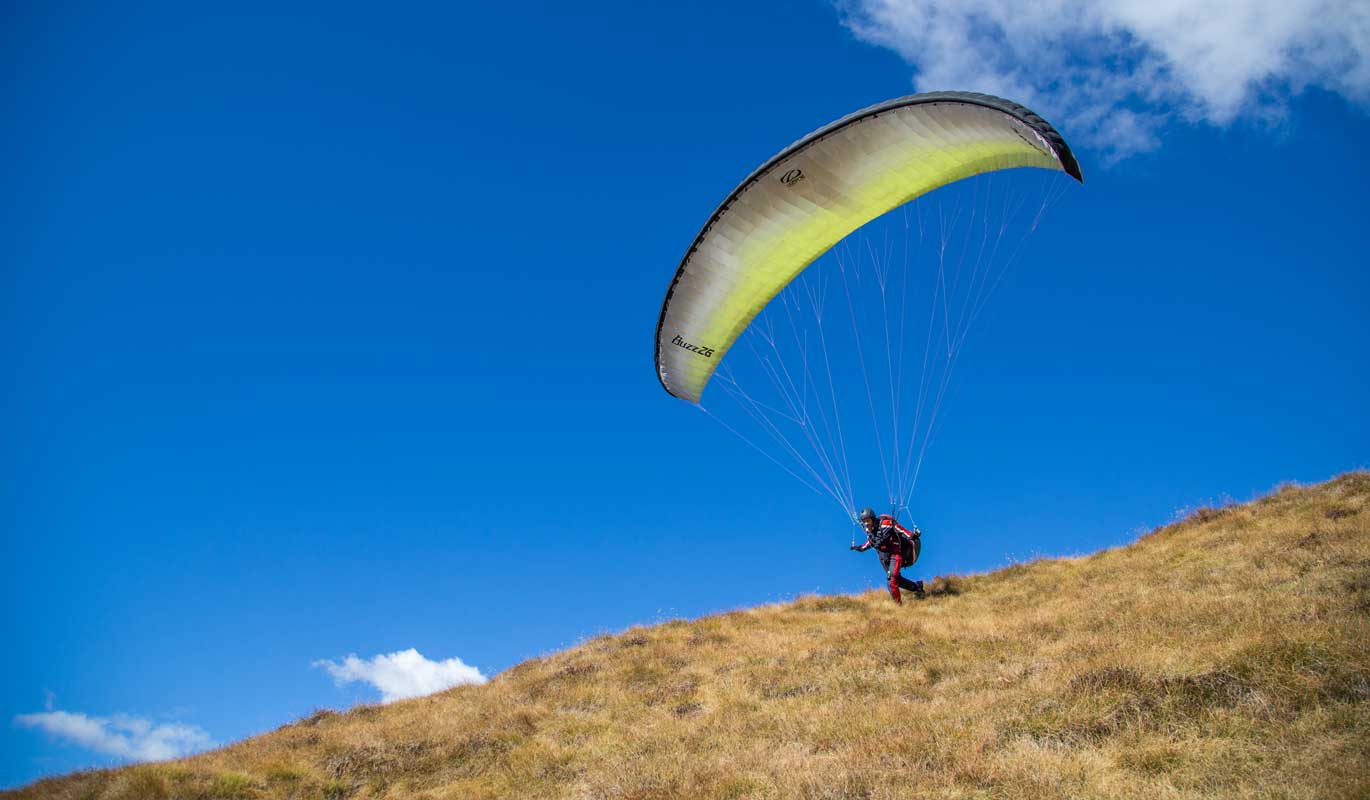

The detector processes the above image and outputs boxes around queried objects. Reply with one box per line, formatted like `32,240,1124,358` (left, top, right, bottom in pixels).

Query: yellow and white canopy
655,91,1082,403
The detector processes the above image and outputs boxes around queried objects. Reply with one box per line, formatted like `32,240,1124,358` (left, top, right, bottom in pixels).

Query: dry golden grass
9,473,1369,800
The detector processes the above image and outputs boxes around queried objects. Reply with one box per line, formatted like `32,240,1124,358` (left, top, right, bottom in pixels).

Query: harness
868,516,910,552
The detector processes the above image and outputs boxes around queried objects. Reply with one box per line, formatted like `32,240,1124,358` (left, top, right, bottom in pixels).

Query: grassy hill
10,473,1369,800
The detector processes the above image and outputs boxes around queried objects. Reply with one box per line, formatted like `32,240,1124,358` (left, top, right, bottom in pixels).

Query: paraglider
850,507,924,604
654,91,1082,553
655,91,1080,405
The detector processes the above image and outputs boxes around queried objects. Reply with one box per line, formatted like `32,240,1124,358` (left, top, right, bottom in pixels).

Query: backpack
879,515,921,565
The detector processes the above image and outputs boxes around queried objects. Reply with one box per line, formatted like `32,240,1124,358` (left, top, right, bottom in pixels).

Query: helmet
858,508,877,523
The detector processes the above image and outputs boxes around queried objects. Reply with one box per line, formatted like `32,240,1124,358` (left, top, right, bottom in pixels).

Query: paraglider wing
654,91,1082,403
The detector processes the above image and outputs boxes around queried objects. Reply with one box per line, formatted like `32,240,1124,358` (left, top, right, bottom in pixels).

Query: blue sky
4,0,1368,787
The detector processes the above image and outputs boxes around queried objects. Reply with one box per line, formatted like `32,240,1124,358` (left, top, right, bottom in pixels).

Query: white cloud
840,0,1370,158
14,710,213,762
313,648,486,703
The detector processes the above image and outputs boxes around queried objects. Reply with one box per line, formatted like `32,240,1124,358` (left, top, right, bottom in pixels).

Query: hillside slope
11,474,1370,800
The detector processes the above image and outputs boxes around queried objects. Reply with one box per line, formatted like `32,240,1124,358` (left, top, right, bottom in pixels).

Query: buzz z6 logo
671,334,715,358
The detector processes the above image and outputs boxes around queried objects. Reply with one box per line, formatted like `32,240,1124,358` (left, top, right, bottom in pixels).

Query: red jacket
854,514,918,555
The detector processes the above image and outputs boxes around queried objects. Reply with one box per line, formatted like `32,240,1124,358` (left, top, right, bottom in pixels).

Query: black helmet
858,508,877,523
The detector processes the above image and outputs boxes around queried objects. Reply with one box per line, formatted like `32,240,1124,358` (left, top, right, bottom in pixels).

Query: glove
849,544,861,551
